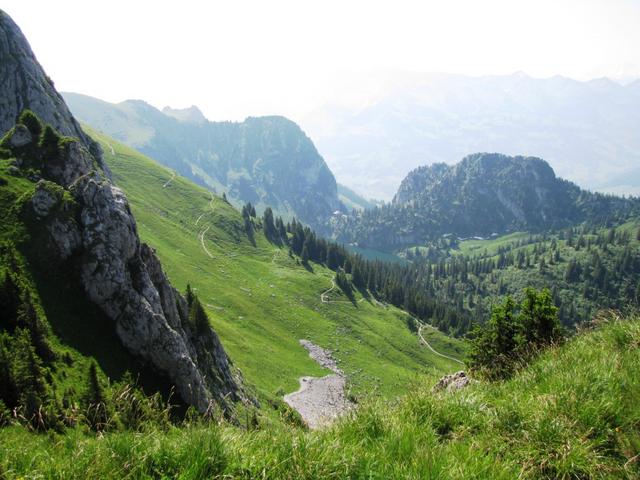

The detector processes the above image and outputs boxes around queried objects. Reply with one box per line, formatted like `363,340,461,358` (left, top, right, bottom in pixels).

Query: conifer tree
18,110,42,137
38,124,60,161
300,242,310,265
190,297,208,334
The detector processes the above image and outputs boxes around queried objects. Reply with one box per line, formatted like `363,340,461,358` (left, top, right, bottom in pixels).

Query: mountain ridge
335,153,640,251
302,71,640,199
63,92,343,232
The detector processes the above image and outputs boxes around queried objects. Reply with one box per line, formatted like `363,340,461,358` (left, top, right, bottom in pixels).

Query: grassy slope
2,315,638,478
88,128,465,401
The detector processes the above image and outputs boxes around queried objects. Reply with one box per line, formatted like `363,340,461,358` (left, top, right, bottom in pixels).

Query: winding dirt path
284,340,354,429
162,171,176,188
319,278,364,304
417,322,464,365
199,225,214,258
104,141,115,156
320,278,337,303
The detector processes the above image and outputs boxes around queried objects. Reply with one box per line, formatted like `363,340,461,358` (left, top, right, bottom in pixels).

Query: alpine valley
1,7,639,479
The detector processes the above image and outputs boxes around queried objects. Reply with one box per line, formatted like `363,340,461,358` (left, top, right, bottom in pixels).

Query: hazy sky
4,0,640,121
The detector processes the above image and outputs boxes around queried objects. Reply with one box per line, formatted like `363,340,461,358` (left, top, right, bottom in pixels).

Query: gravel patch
284,339,354,428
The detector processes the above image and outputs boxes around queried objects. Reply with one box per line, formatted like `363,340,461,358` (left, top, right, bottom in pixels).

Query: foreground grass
2,315,638,479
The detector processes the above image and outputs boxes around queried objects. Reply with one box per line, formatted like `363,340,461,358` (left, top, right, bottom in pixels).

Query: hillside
335,153,640,251
63,92,343,232
302,71,640,200
85,127,466,402
337,183,381,212
3,314,638,478
396,222,640,335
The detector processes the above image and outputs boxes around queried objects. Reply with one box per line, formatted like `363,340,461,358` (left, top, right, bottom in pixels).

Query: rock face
0,11,107,175
0,9,246,412
63,92,344,232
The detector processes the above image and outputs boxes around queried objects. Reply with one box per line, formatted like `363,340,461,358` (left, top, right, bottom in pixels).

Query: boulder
432,370,471,392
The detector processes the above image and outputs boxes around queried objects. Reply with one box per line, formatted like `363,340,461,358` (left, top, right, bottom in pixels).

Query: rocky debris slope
0,9,248,413
284,339,353,428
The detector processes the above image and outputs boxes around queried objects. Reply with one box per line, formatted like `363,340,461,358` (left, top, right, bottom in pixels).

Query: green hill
86,127,466,401
3,314,638,478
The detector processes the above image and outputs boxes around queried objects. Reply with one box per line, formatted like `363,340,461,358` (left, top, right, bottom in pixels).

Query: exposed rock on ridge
0,11,108,176
0,10,247,412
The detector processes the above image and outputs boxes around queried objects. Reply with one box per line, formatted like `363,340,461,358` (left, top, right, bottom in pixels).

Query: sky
3,0,640,122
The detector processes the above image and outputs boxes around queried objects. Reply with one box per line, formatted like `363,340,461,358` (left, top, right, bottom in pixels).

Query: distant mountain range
302,72,640,200
63,93,343,232
334,153,640,251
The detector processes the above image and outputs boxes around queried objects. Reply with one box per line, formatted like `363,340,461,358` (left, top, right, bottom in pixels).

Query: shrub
469,288,563,379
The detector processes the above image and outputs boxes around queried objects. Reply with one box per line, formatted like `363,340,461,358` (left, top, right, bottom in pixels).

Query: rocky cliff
0,9,247,412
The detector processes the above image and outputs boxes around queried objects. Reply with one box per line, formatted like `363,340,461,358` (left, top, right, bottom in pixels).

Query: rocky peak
162,105,207,125
0,10,107,175
0,10,249,412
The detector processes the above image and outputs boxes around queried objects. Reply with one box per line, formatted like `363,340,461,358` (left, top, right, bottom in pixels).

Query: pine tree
352,263,364,288
85,361,106,406
17,291,55,362
0,271,20,328
343,258,352,274
189,296,210,334
84,361,110,431
263,207,278,243
326,245,339,270
39,124,60,161
18,110,42,138
300,242,310,265
185,284,194,307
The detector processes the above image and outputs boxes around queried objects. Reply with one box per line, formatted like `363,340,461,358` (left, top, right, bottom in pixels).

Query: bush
469,288,563,379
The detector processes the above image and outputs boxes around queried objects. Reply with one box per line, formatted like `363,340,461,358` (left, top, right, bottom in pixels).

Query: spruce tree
300,243,310,265
84,361,110,431
189,296,210,334
263,207,278,243
38,124,60,161
18,110,43,138
0,271,20,328
352,263,364,288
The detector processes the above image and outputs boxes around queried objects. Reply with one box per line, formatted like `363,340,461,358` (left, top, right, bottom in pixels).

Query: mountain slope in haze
337,183,381,211
0,9,245,413
303,71,640,199
85,125,466,401
335,153,640,251
63,92,343,232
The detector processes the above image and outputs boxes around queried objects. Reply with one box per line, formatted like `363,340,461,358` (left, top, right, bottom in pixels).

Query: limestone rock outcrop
432,370,471,392
0,9,247,412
